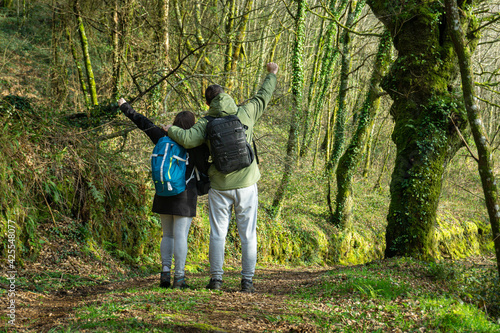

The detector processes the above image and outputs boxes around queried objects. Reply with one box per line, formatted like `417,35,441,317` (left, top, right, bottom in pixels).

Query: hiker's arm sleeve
119,103,164,144
168,120,207,149
245,73,277,121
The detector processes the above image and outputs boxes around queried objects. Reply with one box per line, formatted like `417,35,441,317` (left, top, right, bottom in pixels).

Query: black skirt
152,178,197,217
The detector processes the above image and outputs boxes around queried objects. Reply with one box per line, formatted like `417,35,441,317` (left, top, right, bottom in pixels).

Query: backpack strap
186,167,196,185
252,139,259,165
203,116,213,139
194,166,200,181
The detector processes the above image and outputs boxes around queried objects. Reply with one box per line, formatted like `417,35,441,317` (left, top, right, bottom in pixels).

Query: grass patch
282,258,500,332
56,285,218,332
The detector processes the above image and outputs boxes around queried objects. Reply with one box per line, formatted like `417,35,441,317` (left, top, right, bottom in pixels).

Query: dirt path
8,267,330,332
7,276,143,331
8,255,497,332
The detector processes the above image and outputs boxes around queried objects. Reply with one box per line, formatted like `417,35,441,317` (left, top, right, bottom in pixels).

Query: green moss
432,213,481,259
256,217,331,265
332,228,385,265
82,239,102,260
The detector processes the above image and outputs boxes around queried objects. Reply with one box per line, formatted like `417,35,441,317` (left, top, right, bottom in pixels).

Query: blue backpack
151,136,190,196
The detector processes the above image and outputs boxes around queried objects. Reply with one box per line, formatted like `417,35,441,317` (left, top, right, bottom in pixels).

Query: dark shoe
160,272,171,288
241,279,255,293
172,276,189,289
205,278,223,290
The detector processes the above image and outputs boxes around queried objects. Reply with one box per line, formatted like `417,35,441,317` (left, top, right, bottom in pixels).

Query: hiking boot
172,276,190,289
160,272,171,288
205,278,223,290
240,279,255,293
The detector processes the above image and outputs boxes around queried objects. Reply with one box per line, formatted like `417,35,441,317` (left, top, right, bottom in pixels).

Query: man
166,62,278,293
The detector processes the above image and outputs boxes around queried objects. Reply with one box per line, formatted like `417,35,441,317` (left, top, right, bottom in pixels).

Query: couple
119,62,278,293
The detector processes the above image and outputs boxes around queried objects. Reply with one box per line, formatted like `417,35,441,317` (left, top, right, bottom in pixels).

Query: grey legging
160,214,192,279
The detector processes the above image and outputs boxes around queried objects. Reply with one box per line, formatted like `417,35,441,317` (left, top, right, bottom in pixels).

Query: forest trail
4,255,499,332
12,267,331,332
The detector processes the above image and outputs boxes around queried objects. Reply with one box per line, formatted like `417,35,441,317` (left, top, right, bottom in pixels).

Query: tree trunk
159,0,170,97
112,0,121,100
1,0,13,8
251,9,272,95
193,1,211,70
50,1,65,104
270,0,306,218
445,0,500,275
223,0,236,87
374,141,391,191
74,0,98,106
367,0,471,258
267,31,281,63
333,30,392,229
169,0,202,109
227,0,253,90
67,27,91,108
313,0,346,161
362,127,374,178
326,0,364,219
300,18,326,158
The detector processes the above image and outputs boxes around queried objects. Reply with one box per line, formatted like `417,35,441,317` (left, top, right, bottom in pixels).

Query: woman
118,98,202,289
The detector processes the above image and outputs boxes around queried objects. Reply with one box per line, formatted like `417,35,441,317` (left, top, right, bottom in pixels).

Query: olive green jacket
168,73,277,190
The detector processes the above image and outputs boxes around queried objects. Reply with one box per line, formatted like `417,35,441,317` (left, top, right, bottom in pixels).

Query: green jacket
168,73,277,190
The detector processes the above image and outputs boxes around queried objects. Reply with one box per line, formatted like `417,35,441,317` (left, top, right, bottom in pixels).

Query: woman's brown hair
173,111,196,129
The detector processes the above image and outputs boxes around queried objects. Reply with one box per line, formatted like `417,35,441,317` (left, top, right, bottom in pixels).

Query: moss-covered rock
332,228,385,265
431,213,494,259
433,213,480,259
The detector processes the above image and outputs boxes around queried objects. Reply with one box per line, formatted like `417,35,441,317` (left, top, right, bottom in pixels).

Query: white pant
160,214,192,279
208,184,258,280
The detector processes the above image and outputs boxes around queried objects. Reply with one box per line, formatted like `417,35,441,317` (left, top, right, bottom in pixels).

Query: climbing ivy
333,30,393,229
271,0,307,217
366,0,477,259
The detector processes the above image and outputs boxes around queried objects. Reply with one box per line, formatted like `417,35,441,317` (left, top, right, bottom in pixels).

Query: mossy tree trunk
67,27,91,108
223,0,236,87
333,30,392,229
1,0,13,8
227,0,253,90
309,0,347,160
251,11,273,95
326,0,364,220
159,0,170,98
50,2,65,104
193,1,211,71
367,0,475,258
111,0,121,100
267,31,281,63
299,18,325,158
362,129,374,177
170,0,202,109
445,0,500,275
270,0,306,218
74,0,98,106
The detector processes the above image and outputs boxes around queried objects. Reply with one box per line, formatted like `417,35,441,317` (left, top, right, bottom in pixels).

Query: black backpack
205,115,255,174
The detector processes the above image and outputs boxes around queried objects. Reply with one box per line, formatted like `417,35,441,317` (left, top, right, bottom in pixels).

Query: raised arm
118,98,165,144
243,62,278,121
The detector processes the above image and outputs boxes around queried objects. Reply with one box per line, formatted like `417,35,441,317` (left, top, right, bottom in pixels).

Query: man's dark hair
205,85,224,105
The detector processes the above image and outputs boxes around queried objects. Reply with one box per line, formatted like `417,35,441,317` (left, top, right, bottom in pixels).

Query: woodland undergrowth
0,3,498,328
